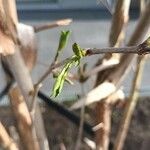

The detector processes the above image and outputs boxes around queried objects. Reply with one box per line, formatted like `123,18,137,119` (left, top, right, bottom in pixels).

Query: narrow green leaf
54,30,70,62
51,62,72,97
51,43,86,97
57,30,70,52
72,43,86,58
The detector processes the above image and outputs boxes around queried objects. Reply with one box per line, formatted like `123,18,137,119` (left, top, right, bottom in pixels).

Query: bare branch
85,44,148,55
35,57,72,86
70,82,116,109
34,19,72,32
0,122,19,150
113,56,146,150
113,2,148,149
75,85,85,150
1,0,49,149
35,38,150,86
9,87,40,150
72,0,150,110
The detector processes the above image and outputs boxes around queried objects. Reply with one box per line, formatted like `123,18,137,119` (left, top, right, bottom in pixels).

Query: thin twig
113,1,148,149
88,0,130,149
75,84,85,150
36,39,150,86
113,56,146,150
38,91,95,137
92,123,104,132
35,57,72,86
85,44,149,55
84,137,96,149
69,61,118,82
84,60,119,78
0,122,19,150
59,143,67,150
34,19,72,32
9,87,40,150
30,83,42,116
1,0,49,149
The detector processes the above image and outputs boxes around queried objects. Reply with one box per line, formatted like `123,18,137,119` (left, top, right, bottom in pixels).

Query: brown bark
95,2,150,150
9,87,40,150
17,23,37,71
0,0,49,149
0,122,19,150
0,0,16,55
95,0,131,149
95,101,111,150
113,56,145,150
34,19,72,32
113,2,148,149
96,4,150,150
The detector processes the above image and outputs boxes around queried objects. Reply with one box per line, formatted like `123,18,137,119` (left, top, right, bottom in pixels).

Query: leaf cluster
51,31,86,97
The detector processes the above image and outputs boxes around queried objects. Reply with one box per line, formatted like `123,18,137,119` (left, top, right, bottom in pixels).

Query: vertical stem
1,0,49,149
75,84,85,150
0,122,19,150
95,0,131,149
113,1,147,149
96,102,111,150
113,56,145,150
9,87,40,150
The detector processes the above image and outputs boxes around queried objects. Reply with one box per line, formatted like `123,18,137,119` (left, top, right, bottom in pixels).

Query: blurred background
1,0,150,105
0,1,150,149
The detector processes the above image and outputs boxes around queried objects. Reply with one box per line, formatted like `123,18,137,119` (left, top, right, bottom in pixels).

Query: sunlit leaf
51,62,73,97
72,43,86,58
51,43,86,97
54,30,70,62
57,30,70,52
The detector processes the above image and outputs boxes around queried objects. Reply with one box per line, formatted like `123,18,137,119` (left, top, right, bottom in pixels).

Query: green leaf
57,30,70,52
72,43,86,58
51,43,86,97
54,30,70,62
51,62,73,97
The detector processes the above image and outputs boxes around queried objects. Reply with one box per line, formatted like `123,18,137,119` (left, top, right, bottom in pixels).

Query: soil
0,97,150,150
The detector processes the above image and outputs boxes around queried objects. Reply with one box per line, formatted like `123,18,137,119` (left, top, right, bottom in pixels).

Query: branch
0,122,19,150
70,8,149,150
70,84,124,110
0,0,16,55
84,58,119,79
109,0,131,47
113,56,146,150
0,80,14,100
35,57,72,86
37,91,95,137
66,58,119,83
113,1,148,149
36,37,150,86
86,41,150,55
75,85,85,150
1,0,49,149
9,87,40,150
34,19,72,32
0,80,95,137
71,0,150,109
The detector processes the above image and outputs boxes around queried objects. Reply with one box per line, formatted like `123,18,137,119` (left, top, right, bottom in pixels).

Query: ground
1,96,150,150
